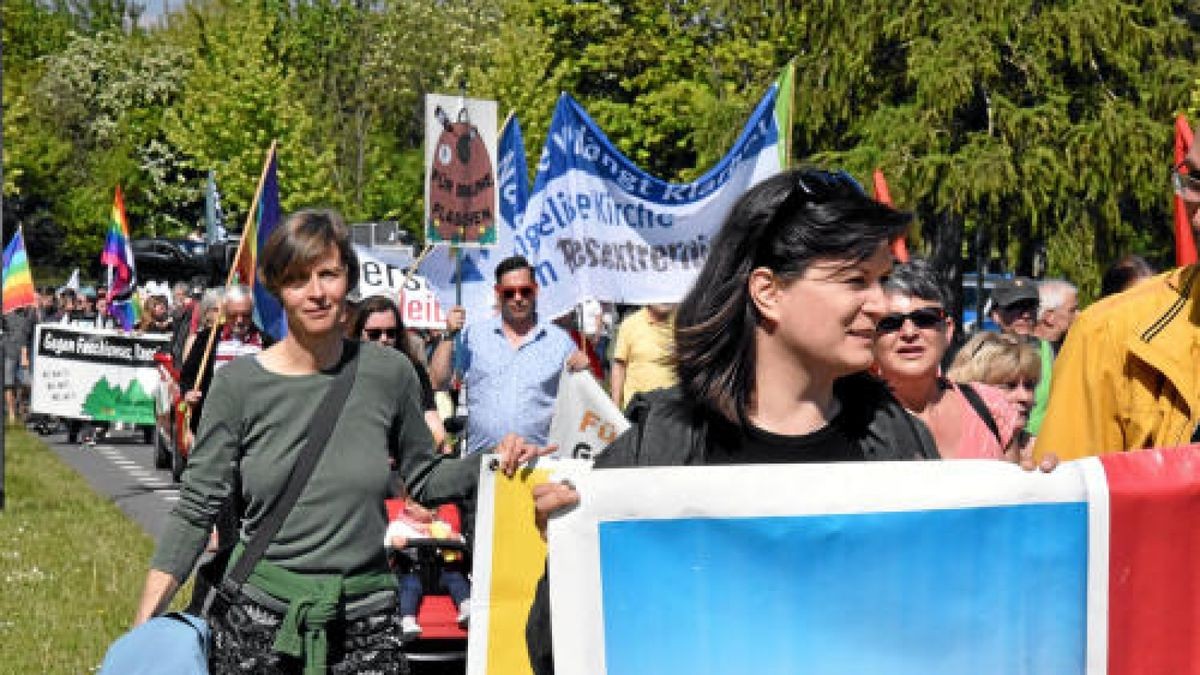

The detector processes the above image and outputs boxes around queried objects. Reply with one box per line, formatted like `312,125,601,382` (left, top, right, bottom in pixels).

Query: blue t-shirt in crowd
460,316,576,455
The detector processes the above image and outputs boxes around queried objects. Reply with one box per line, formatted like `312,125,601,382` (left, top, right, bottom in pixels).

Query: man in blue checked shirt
431,256,590,455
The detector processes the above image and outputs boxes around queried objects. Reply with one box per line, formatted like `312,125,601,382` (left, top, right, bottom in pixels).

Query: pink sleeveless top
946,381,1022,459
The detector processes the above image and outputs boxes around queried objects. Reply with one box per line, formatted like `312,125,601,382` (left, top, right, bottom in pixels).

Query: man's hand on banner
183,389,202,406
493,432,559,476
532,480,580,542
566,350,590,372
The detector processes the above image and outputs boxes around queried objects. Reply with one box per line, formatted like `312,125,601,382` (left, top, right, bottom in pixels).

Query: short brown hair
947,332,1040,386
258,209,359,298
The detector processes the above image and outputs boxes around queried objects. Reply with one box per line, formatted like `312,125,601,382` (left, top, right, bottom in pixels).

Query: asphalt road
42,423,179,542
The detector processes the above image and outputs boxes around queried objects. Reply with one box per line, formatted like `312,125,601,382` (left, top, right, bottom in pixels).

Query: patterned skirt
207,594,410,675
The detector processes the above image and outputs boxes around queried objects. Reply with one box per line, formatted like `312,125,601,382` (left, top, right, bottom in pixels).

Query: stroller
385,498,470,673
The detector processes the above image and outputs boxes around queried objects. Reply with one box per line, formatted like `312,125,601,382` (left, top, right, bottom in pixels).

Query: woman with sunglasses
873,259,1030,461
351,294,449,453
519,168,953,674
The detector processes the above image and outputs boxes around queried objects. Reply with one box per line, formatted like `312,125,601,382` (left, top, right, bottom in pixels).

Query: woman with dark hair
521,169,947,674
873,258,1032,460
1099,254,1156,298
134,209,537,673
352,294,449,453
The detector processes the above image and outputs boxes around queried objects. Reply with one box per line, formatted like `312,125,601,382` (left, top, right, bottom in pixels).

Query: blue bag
99,612,209,674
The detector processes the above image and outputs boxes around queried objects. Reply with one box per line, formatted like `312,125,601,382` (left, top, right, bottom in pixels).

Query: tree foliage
3,0,1198,300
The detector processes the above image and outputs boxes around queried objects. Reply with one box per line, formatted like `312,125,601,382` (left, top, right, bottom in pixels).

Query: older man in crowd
1024,278,1078,434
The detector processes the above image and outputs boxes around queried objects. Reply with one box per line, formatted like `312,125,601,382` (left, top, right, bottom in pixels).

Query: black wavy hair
673,168,911,425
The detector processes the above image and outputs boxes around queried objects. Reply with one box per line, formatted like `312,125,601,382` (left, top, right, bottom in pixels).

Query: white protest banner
547,369,630,460
425,94,500,246
468,457,592,675
546,452,1200,675
31,324,168,424
514,67,793,320
354,245,447,329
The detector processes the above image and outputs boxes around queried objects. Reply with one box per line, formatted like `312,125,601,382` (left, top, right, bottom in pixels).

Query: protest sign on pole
546,449,1200,675
425,94,499,247
547,369,630,460
30,324,169,424
420,112,529,323
468,457,592,675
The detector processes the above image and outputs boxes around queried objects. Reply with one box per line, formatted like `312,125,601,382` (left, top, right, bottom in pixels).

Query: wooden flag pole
184,141,278,439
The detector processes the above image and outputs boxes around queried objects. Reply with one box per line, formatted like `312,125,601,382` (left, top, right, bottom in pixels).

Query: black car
130,238,233,286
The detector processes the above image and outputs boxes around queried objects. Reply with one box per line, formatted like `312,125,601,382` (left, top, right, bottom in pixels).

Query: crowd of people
19,130,1198,673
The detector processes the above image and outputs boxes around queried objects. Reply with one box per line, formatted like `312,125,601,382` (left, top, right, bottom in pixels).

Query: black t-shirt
705,411,863,464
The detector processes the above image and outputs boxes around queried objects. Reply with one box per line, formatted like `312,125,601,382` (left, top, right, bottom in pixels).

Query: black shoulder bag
190,342,360,616
958,382,1003,447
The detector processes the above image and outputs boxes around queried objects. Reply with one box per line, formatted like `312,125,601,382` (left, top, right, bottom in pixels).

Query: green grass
0,429,189,673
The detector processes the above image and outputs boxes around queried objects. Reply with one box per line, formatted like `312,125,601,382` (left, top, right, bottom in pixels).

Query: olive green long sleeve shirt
151,342,480,581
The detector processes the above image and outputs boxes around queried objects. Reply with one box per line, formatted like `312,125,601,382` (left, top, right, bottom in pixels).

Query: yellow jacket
1035,265,1200,460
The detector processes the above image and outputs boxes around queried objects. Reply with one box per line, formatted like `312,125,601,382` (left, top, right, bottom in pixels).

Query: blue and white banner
422,77,790,322
518,88,784,319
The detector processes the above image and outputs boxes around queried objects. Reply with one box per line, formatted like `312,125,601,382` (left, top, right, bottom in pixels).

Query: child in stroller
385,482,471,641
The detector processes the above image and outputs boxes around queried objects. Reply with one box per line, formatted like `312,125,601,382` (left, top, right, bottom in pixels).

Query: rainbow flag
234,146,285,338
101,185,141,329
2,228,37,314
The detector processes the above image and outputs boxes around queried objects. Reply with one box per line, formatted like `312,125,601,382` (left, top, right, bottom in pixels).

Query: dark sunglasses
497,285,536,300
876,307,947,334
363,327,398,341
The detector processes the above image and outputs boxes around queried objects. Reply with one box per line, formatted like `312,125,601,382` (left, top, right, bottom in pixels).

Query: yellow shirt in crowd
613,307,677,409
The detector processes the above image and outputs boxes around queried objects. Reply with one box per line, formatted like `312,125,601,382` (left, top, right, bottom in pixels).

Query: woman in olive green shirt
135,209,538,674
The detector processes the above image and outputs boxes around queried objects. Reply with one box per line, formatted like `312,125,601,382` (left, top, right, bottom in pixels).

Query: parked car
960,272,1011,333
131,238,234,287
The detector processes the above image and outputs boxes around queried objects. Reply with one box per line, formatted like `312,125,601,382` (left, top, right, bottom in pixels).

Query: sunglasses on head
757,169,868,265
497,285,536,300
363,327,398,341
876,307,947,334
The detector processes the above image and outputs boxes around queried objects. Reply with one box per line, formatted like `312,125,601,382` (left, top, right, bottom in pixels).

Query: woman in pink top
873,259,1028,461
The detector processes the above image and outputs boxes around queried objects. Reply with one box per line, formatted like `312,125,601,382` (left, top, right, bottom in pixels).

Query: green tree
800,1,1195,304
27,30,193,256
161,0,336,227
478,0,801,180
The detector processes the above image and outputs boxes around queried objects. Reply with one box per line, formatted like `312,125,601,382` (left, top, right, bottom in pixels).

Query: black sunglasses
363,327,398,341
876,307,947,334
771,170,865,223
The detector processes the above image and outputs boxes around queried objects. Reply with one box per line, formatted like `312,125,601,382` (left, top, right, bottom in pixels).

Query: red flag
1173,115,1198,266
873,168,909,262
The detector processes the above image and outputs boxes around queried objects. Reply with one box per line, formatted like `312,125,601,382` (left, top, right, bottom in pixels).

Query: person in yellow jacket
1036,129,1200,460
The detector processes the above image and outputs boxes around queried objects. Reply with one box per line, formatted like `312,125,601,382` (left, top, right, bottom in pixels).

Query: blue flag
250,149,286,339
498,112,530,233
